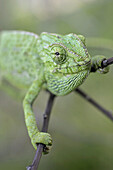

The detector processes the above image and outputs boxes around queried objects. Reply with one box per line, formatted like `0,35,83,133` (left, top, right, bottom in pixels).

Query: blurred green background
0,0,113,169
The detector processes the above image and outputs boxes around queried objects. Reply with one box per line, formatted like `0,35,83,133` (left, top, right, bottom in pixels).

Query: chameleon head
38,32,91,75
37,32,91,95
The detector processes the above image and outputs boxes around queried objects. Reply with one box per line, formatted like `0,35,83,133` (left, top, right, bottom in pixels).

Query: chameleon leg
23,80,52,151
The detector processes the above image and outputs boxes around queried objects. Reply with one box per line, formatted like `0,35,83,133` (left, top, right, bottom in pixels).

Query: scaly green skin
0,31,109,152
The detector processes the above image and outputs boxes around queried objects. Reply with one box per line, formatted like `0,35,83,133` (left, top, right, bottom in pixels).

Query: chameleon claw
31,132,52,153
43,145,52,155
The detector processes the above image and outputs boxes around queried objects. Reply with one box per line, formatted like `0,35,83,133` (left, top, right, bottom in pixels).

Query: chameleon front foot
31,132,52,153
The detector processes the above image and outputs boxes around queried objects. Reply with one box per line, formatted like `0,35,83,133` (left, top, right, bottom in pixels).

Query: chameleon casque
0,31,109,152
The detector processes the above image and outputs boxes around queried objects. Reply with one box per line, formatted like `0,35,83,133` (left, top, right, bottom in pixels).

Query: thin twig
75,88,113,121
101,57,113,68
27,92,56,170
91,57,113,72
81,56,113,120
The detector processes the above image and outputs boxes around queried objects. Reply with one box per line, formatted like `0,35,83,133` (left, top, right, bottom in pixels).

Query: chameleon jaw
46,69,90,96
52,60,91,74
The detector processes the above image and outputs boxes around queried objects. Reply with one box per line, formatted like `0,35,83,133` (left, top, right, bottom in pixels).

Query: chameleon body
0,31,109,152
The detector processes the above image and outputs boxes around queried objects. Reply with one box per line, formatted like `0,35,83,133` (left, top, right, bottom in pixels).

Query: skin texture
0,31,109,152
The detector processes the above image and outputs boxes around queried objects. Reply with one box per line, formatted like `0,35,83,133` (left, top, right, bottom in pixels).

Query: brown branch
75,88,113,121
27,92,56,170
84,56,113,120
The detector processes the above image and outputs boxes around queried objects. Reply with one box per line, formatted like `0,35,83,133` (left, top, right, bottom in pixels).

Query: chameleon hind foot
31,132,52,153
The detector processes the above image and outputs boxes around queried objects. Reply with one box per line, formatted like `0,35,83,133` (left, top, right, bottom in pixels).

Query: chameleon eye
51,46,67,64
55,52,60,56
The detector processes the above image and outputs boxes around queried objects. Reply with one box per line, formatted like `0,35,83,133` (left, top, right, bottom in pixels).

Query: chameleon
0,31,109,153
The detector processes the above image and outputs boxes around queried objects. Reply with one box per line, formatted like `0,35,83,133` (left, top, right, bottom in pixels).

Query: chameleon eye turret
50,45,67,64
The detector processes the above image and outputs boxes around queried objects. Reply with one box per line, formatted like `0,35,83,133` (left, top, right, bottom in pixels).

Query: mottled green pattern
0,31,42,88
0,31,109,152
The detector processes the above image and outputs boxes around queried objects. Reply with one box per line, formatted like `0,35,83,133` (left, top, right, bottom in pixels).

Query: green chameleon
0,31,109,152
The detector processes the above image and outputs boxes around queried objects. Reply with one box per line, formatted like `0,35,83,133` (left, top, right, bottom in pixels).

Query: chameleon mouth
53,60,91,74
